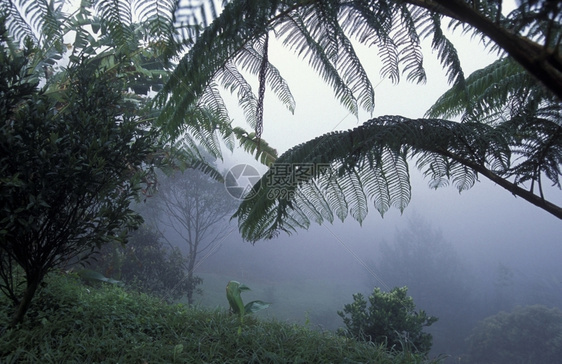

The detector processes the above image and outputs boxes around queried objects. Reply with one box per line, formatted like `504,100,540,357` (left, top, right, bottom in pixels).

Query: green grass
0,273,440,363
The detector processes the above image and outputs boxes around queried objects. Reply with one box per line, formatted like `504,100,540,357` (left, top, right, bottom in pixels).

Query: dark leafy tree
466,305,562,364
338,286,437,355
148,169,238,304
0,20,159,326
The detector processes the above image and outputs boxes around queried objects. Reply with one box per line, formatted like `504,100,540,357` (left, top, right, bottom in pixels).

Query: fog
147,21,561,362
176,165,560,358
149,163,561,359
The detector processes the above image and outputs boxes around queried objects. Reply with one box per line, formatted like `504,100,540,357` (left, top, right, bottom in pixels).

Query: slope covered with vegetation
0,273,439,363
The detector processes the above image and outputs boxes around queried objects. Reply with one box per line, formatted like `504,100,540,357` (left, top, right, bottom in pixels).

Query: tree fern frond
376,36,399,83
381,147,411,211
233,114,527,241
294,181,334,225
95,0,135,49
1,0,67,47
1,0,37,43
341,168,369,223
134,0,178,53
427,57,529,120
159,140,224,182
231,127,278,166
323,174,348,222
155,0,279,134
277,12,359,115
416,152,450,189
232,39,296,117
216,61,259,129
39,0,66,43
22,0,51,39
395,5,426,83
252,36,296,114
335,25,375,113
423,12,465,86
360,159,391,216
450,163,477,192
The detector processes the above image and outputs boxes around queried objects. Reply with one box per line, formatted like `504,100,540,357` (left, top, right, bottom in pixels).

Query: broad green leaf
244,300,270,314
226,280,245,316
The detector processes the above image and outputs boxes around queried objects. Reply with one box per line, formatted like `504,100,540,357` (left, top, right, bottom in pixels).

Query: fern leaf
234,115,519,241
232,127,278,166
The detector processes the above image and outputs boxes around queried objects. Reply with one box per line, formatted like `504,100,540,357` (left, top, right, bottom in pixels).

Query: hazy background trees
466,305,562,363
90,168,239,304
366,215,476,356
142,168,238,304
88,226,192,302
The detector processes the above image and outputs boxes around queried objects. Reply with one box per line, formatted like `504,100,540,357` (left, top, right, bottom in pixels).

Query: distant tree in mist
483,262,562,316
466,305,562,364
491,262,515,312
148,169,238,304
368,215,475,356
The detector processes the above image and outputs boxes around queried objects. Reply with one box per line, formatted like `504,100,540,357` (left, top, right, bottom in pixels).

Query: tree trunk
9,276,41,328
186,269,194,305
442,150,562,219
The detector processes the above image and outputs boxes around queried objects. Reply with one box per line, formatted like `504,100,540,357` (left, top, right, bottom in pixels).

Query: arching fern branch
156,0,451,138
426,57,553,122
233,115,562,241
427,55,562,194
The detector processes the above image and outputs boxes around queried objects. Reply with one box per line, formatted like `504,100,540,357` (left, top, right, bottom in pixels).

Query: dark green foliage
0,22,158,325
88,226,197,302
0,273,441,363
338,286,437,355
466,305,562,364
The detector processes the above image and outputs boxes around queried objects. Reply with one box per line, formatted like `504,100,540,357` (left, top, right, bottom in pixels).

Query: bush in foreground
0,273,441,363
338,287,437,355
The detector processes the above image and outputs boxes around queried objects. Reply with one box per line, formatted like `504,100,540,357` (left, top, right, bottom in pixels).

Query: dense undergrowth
0,272,440,363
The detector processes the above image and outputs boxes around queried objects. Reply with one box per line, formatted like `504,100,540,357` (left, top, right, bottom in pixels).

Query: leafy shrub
87,226,198,302
466,304,562,364
338,286,437,355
